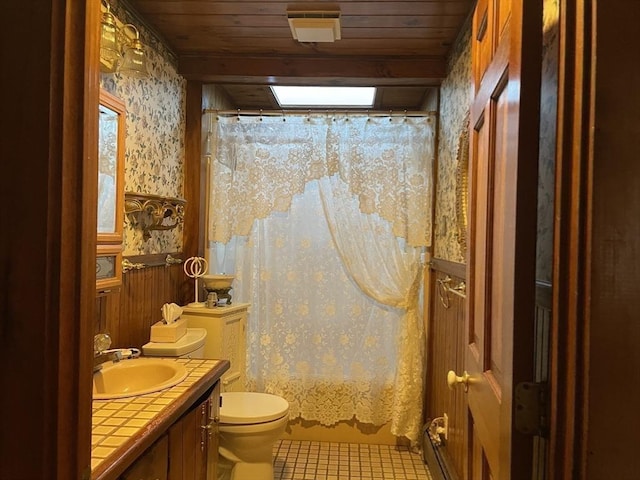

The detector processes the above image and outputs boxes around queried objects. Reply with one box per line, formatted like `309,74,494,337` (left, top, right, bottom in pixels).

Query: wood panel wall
425,259,467,480
96,262,191,349
425,260,553,480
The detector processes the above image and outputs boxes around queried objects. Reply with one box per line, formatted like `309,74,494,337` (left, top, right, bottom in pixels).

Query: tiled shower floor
273,440,433,480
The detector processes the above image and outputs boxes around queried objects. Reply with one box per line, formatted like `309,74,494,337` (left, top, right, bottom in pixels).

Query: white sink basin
93,358,187,400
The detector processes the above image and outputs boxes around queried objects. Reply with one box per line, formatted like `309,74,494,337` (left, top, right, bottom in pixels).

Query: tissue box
150,318,187,343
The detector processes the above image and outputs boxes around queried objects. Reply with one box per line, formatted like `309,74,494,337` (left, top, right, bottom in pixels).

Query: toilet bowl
217,391,289,480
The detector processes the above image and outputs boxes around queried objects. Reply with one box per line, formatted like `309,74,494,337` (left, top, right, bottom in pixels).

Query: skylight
271,86,376,108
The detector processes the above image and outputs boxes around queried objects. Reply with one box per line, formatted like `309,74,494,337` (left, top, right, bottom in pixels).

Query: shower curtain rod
204,108,435,117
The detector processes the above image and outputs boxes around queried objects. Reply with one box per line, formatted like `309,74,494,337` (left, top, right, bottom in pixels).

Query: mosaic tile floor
273,440,432,480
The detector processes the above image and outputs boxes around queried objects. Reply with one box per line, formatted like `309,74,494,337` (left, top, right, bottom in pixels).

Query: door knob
447,370,470,392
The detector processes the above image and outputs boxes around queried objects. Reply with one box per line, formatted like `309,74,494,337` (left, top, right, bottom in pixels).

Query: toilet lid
220,392,289,424
142,328,207,356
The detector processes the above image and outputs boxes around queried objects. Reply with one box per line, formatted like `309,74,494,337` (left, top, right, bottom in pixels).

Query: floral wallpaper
100,0,186,256
434,2,558,280
434,25,472,264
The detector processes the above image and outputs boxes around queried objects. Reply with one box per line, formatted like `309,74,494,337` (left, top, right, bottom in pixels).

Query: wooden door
464,1,542,478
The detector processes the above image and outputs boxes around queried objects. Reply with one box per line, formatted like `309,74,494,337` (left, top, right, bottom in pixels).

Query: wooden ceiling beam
178,55,447,85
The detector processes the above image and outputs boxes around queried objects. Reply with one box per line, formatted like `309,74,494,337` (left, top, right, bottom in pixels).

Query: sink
93,358,188,400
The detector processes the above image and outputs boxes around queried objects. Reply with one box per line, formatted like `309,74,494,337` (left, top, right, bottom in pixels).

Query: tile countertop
91,358,230,480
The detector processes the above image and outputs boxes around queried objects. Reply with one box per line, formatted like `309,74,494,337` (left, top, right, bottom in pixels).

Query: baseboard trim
422,423,459,480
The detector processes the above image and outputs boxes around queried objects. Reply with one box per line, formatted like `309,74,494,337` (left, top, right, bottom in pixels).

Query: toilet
218,391,289,480
143,313,289,480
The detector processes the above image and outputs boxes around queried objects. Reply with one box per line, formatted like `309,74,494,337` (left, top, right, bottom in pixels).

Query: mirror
97,90,125,291
98,90,125,242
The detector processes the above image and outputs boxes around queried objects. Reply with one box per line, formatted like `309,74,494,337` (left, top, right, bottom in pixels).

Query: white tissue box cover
150,318,187,343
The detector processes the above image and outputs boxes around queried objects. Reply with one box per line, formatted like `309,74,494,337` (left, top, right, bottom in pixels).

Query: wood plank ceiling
126,0,475,109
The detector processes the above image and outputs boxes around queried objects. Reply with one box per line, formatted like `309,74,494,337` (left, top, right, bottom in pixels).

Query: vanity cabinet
181,304,249,392
120,435,168,480
117,383,220,480
168,382,220,480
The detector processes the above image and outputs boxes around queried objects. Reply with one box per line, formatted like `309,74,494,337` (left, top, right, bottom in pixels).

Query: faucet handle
94,333,112,353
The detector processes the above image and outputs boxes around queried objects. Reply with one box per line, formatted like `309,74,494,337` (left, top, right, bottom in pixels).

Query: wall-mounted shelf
124,192,186,240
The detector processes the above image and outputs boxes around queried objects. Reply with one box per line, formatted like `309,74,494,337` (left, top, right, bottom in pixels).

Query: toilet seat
220,392,289,425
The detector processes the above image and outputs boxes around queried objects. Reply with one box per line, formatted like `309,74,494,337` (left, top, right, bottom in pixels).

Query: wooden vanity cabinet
118,382,220,480
119,435,168,480
168,382,220,480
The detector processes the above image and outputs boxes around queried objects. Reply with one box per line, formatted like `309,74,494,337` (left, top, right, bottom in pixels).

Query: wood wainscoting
96,256,191,349
425,258,467,480
425,258,552,480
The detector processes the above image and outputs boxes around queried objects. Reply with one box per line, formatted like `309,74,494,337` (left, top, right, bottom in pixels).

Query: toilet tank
142,328,207,359
180,303,249,392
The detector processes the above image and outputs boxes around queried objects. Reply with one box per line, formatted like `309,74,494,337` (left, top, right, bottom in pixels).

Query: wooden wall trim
549,1,592,478
430,257,467,279
1,0,99,478
553,2,640,479
125,252,185,268
425,269,467,479
103,264,189,349
183,81,204,259
179,55,446,85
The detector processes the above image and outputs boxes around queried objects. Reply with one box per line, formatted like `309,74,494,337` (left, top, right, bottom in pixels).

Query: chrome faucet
93,333,122,372
93,349,123,372
93,333,142,372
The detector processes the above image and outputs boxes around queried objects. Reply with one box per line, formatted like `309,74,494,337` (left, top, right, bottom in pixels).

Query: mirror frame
98,89,125,244
97,89,125,292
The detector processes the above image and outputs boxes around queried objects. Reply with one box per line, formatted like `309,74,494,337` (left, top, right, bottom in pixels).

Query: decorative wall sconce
100,1,149,78
125,192,186,241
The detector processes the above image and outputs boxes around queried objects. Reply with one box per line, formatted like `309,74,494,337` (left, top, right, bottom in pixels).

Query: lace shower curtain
207,112,435,444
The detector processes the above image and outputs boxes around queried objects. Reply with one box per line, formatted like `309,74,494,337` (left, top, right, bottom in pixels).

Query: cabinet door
168,400,206,480
168,383,220,480
181,305,249,392
220,312,246,392
206,382,221,480
120,434,168,480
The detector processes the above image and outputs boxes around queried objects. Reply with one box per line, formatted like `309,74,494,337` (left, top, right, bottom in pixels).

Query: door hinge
515,381,548,437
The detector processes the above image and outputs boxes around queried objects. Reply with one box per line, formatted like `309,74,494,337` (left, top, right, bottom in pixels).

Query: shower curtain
206,112,435,444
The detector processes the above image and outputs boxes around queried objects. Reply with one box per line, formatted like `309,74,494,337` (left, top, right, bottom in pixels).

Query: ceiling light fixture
287,10,341,43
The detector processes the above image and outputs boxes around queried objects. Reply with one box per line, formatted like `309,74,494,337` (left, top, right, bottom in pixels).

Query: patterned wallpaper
434,25,472,264
536,0,559,283
434,1,558,281
100,0,186,256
